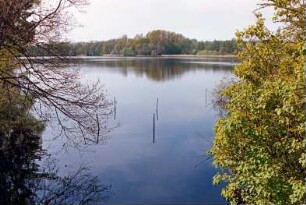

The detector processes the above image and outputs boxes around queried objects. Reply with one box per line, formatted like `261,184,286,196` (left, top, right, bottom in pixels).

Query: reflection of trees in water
1,1,116,202
78,58,234,82
0,86,112,204
0,129,41,204
0,119,112,205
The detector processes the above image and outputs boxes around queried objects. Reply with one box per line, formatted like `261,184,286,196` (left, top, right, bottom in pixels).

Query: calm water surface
42,57,235,204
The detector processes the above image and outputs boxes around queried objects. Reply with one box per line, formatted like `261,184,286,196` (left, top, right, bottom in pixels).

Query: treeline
28,30,237,56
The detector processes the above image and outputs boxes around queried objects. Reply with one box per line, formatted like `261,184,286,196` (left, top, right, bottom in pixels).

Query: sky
67,0,274,42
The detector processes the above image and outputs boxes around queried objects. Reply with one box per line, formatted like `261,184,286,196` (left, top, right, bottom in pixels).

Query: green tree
121,47,136,56
0,0,113,143
211,0,305,204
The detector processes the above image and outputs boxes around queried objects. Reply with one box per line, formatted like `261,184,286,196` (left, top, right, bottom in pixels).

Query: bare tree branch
0,0,115,147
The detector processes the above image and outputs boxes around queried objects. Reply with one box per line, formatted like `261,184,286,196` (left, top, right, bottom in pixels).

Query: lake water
42,57,235,204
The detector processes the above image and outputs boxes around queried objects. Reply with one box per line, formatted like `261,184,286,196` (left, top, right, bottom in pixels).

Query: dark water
41,57,235,204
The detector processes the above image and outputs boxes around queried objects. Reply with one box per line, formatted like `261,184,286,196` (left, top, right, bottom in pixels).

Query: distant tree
102,40,115,55
135,43,151,55
26,29,238,57
121,47,136,56
164,43,182,54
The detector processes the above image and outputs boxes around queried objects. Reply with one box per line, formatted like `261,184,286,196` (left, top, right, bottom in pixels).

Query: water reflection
76,57,235,82
0,128,42,204
0,130,112,204
0,87,112,204
43,58,233,203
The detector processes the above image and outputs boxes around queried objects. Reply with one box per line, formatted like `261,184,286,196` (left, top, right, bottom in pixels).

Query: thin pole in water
153,113,156,144
156,97,159,121
114,97,117,120
96,114,100,144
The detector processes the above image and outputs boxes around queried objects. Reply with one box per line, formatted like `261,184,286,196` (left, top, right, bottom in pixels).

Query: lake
42,57,235,204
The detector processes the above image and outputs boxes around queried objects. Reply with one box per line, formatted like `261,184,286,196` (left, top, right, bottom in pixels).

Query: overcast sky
67,0,273,42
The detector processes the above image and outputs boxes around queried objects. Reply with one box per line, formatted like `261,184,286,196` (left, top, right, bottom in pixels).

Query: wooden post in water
156,97,159,121
114,97,117,120
96,114,100,144
153,113,156,144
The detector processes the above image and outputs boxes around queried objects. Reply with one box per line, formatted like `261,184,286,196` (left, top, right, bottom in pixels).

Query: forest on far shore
28,30,237,57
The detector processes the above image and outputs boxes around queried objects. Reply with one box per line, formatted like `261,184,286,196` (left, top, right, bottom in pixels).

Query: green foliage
121,47,137,56
211,1,305,204
27,30,237,56
0,50,44,134
197,50,218,55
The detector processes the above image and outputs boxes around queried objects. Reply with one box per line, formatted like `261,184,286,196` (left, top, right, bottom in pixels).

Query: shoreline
21,54,238,61
161,54,236,58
